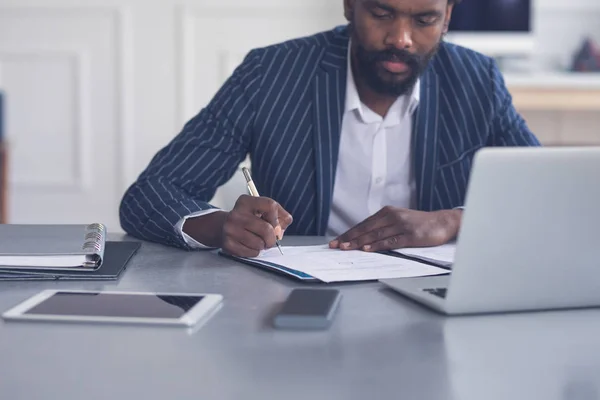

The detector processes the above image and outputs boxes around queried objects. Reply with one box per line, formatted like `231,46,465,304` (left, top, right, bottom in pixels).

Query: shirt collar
344,40,420,120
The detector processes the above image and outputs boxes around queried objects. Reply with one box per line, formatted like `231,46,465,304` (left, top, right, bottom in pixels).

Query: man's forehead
359,0,447,9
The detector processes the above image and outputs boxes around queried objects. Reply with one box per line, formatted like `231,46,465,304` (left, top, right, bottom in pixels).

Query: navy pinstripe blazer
119,25,540,248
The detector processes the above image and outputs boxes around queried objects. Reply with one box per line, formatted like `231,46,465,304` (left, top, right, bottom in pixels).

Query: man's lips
381,60,410,74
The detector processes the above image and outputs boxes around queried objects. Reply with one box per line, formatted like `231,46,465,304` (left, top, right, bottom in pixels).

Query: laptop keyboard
423,288,447,298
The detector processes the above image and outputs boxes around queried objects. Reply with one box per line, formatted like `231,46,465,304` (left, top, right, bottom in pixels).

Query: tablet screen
24,291,205,319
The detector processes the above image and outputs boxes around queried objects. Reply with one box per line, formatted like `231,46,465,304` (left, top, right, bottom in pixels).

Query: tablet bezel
1,289,223,327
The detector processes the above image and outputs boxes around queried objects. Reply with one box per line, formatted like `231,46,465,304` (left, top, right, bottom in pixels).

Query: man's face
345,0,454,97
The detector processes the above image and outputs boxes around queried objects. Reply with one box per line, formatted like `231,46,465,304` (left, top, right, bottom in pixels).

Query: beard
352,37,440,97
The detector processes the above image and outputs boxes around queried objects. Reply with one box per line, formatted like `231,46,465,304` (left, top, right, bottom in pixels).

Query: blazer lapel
312,28,348,234
413,64,441,211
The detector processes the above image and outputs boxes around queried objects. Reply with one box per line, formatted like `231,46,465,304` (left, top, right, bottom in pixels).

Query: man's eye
371,10,392,19
416,16,438,26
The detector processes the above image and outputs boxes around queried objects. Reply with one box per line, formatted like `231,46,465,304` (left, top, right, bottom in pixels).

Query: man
119,0,540,257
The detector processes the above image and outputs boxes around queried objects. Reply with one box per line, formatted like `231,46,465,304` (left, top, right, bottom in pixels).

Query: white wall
0,0,345,232
0,0,598,232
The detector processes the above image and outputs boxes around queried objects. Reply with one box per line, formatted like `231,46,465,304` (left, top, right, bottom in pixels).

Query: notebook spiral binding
82,223,106,267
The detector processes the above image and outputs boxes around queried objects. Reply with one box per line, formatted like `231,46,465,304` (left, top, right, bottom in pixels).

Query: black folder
0,241,141,281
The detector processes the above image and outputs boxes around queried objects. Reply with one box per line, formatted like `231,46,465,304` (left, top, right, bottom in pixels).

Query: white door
0,0,345,232
0,4,134,231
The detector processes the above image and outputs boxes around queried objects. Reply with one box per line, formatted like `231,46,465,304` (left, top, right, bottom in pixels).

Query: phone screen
279,289,340,317
24,291,205,319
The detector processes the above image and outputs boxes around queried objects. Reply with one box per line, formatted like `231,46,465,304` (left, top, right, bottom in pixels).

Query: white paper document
251,245,448,283
393,243,456,267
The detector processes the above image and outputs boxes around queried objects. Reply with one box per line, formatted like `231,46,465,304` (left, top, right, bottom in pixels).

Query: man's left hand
329,207,463,252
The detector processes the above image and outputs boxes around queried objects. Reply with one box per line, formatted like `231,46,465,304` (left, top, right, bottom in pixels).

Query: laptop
380,146,600,315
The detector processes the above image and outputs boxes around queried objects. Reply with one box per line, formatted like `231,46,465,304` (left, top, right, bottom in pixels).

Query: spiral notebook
0,223,107,270
0,241,141,280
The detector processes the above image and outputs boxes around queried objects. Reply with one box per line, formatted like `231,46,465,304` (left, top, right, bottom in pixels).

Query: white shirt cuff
175,209,222,249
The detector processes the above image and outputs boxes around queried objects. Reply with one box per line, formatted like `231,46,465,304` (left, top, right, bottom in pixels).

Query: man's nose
384,19,413,50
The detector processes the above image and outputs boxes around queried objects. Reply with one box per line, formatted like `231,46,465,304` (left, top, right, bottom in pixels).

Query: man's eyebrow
363,0,396,13
413,10,444,18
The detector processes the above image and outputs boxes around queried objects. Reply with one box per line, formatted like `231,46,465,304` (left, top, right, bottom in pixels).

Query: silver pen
241,167,284,255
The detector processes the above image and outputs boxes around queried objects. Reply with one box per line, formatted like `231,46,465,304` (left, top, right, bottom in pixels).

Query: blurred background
0,0,599,233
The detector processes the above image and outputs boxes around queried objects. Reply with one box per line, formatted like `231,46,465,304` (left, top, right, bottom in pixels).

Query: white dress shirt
326,50,419,237
176,46,420,247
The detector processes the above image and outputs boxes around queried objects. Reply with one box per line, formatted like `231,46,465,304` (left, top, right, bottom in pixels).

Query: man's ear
344,0,356,22
443,4,455,34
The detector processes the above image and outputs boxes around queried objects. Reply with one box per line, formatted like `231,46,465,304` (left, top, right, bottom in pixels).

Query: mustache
363,48,422,69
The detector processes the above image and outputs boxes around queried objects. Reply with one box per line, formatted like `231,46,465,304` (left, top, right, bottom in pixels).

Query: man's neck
356,83,397,117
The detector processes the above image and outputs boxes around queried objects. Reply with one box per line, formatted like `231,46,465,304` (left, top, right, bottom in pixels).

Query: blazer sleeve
119,50,263,248
487,59,541,147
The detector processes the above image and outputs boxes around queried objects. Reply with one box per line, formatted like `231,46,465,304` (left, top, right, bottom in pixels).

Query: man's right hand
183,195,293,257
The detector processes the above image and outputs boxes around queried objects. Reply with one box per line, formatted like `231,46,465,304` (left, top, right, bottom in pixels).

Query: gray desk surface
1,235,600,400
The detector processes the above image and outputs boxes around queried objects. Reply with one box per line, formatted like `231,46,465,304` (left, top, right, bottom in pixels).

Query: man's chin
373,73,417,95
380,74,412,86
379,73,412,86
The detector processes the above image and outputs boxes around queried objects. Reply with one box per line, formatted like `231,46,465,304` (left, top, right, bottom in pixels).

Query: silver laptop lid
445,147,600,314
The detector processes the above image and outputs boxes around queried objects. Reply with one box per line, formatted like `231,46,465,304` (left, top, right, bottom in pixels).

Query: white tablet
2,289,223,327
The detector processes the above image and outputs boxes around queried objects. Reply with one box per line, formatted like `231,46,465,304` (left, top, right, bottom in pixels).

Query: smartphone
273,288,341,330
